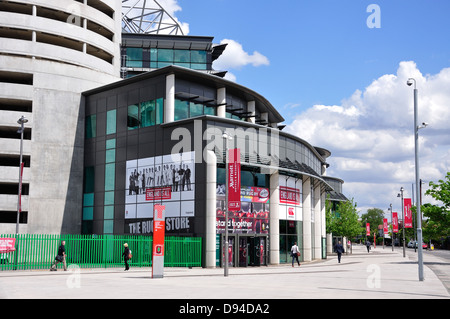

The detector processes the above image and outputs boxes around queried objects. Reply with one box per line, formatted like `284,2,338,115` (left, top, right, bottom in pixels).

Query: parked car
407,241,428,249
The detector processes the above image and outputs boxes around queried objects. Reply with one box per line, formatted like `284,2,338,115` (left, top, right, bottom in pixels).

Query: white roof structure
122,0,185,35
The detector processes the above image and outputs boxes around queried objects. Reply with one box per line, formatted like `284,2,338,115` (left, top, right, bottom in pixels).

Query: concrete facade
0,0,122,234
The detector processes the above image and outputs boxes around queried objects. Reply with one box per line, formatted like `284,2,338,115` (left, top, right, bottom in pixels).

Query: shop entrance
237,235,267,267
220,235,268,267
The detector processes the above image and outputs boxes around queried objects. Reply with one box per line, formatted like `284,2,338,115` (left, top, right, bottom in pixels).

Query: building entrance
236,235,268,267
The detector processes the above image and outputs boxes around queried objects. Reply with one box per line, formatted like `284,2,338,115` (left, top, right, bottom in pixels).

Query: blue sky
159,0,450,216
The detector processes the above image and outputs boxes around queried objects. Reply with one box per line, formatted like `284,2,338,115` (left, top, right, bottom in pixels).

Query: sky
148,0,450,218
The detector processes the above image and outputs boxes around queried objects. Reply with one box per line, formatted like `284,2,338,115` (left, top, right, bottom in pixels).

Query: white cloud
213,39,270,81
286,61,450,212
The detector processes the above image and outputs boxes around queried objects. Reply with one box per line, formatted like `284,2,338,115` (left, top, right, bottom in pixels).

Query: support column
314,183,322,260
321,191,327,259
247,100,255,124
165,74,175,123
217,87,226,118
269,171,280,265
205,150,217,268
302,177,312,262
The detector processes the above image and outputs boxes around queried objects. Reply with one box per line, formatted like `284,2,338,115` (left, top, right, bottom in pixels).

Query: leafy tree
360,208,384,239
423,172,450,243
326,197,361,241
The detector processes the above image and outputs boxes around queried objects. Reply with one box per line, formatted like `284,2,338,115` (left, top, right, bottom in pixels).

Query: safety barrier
0,234,202,271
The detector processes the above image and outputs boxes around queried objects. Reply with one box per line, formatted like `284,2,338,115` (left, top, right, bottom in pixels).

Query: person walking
366,240,371,253
122,243,131,271
50,240,67,271
290,242,300,267
334,241,345,263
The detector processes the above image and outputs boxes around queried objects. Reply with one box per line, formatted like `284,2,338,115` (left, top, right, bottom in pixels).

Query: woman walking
122,243,131,271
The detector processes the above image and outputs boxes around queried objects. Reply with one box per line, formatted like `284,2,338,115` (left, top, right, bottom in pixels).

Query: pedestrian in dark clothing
366,240,371,253
50,241,67,271
122,243,130,271
334,241,345,263
290,242,300,267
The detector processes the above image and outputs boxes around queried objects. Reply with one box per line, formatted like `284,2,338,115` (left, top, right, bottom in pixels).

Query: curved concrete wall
0,0,122,234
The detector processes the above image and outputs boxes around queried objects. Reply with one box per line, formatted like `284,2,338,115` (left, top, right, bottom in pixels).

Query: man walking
50,241,67,271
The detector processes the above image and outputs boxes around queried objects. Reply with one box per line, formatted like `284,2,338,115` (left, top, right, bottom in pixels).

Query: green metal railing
0,234,202,271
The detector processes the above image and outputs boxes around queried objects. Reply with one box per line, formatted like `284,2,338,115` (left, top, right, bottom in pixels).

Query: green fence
0,234,202,271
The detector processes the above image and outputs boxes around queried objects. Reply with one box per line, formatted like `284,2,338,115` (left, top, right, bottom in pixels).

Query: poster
404,198,413,228
392,212,398,233
278,176,302,221
216,184,269,234
227,148,241,211
125,151,195,234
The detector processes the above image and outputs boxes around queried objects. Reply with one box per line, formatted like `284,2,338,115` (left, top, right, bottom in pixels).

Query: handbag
297,252,300,257
55,255,63,262
128,250,132,259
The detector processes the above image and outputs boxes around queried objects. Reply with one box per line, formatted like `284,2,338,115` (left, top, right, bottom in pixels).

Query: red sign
404,198,413,228
228,148,241,211
366,223,370,236
392,212,398,233
0,238,16,253
146,187,171,201
383,218,388,234
152,204,165,278
279,186,300,205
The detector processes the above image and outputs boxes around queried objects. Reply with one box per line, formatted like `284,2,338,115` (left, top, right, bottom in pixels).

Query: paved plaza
0,244,448,300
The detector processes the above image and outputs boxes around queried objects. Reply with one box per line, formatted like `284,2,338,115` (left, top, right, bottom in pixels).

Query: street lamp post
397,187,405,257
16,116,28,234
389,204,394,252
222,132,233,277
407,78,424,281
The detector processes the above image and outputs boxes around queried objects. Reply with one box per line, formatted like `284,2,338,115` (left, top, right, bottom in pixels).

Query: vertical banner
383,218,388,235
228,148,241,211
392,212,398,233
366,223,370,236
404,198,413,228
152,204,165,278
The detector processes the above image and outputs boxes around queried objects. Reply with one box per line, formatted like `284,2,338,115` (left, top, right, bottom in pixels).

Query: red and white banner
404,198,413,228
366,223,370,236
0,238,16,253
279,186,301,205
228,148,241,211
392,212,398,233
383,218,388,235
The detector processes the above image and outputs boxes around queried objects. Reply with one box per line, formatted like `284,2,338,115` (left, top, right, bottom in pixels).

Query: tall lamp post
16,115,28,234
397,187,405,257
222,131,233,277
389,204,394,252
406,78,424,281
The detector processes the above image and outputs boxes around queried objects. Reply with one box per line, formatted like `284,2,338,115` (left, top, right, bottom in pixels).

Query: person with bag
334,241,345,263
50,241,67,271
122,243,131,271
290,242,300,267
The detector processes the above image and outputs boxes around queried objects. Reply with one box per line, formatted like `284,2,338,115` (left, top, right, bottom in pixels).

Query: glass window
104,164,115,191
106,110,116,135
189,102,203,117
175,62,191,69
105,149,115,163
106,138,116,150
126,48,143,68
156,98,164,124
104,206,114,219
174,50,190,62
104,191,114,205
85,115,96,139
83,207,94,220
191,63,207,70
158,62,173,68
191,50,207,63
83,193,94,207
104,220,114,234
204,105,216,116
84,166,95,193
140,100,156,127
150,48,157,62
158,49,173,62
127,104,139,130
175,99,189,121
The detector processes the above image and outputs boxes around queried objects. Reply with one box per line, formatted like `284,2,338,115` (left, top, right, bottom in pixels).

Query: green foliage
326,197,361,239
423,172,450,241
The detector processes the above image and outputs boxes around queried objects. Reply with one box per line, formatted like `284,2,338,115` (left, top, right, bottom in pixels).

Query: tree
326,198,361,248
423,172,450,244
360,208,384,239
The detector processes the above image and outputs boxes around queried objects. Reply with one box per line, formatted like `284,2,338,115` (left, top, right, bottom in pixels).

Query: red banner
152,204,165,278
383,218,388,234
228,148,241,211
279,186,301,205
392,212,398,233
404,198,413,228
0,238,16,253
366,223,370,236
